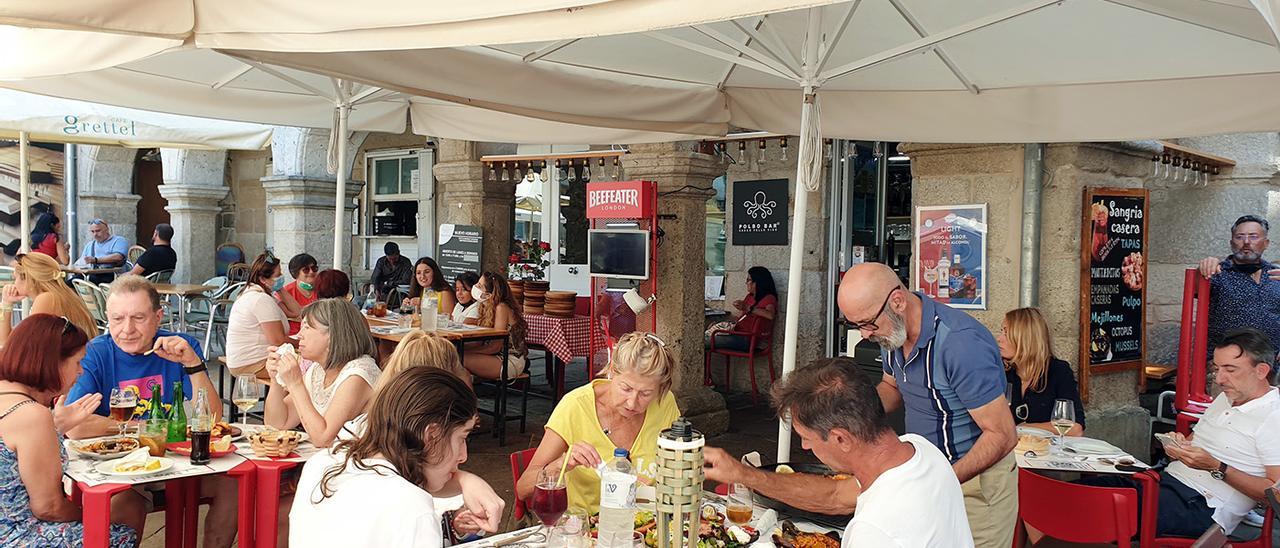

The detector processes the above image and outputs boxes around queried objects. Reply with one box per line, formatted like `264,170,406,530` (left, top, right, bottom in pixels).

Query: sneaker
1243,509,1266,528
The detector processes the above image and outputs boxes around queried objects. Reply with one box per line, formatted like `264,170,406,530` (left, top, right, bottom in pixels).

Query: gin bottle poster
913,204,988,310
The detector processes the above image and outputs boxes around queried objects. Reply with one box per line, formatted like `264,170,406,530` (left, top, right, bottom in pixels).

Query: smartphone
1155,432,1183,449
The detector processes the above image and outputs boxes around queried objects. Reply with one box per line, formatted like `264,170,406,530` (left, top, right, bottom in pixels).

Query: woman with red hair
0,314,146,545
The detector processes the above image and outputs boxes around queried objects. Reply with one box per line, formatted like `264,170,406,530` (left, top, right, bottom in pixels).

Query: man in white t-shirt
704,358,973,547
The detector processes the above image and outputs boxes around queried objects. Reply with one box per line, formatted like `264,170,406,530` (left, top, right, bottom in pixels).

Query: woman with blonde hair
516,332,681,512
380,330,469,390
997,307,1085,435
0,253,97,343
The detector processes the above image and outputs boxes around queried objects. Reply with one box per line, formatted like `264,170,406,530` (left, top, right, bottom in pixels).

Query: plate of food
237,424,308,444
597,505,760,548
186,422,244,442
168,436,237,458
94,456,174,477
69,436,141,460
771,520,840,548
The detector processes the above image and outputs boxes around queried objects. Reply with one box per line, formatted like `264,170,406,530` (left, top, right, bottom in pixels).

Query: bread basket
249,430,302,458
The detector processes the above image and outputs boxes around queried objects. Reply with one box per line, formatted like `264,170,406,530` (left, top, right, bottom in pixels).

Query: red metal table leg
254,460,300,548
183,477,199,548
164,479,186,548
78,482,132,548
226,460,258,548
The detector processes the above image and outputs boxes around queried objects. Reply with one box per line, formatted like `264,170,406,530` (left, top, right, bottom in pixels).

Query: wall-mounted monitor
588,229,650,280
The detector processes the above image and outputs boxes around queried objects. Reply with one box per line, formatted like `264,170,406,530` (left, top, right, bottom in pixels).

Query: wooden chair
704,319,776,405
126,245,146,265
1015,468,1139,547
509,448,538,522
1135,470,1274,547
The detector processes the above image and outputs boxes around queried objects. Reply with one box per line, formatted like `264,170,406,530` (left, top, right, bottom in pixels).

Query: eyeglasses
1014,403,1029,421
87,219,105,226
59,315,73,335
847,287,900,331
1233,234,1266,243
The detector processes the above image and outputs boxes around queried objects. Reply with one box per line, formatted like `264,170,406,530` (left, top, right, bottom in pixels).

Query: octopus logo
743,191,776,219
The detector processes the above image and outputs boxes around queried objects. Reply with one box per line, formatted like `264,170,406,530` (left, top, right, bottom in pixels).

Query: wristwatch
1211,461,1228,480
183,361,208,375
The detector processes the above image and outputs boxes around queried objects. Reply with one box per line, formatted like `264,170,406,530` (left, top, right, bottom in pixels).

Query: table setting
1014,426,1150,475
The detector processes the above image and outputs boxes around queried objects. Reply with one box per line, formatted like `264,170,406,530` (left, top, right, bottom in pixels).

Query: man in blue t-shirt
78,219,131,284
67,276,222,439
837,263,1017,548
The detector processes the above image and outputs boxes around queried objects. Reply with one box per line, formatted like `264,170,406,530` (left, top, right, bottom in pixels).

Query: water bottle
420,293,438,331
597,448,637,548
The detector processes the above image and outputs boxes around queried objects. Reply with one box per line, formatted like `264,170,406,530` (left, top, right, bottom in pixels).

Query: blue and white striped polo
879,293,1006,463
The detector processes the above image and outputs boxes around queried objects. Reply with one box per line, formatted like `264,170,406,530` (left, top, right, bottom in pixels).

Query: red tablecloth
525,313,590,363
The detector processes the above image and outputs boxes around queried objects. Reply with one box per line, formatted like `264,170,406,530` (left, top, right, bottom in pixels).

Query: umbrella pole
18,131,30,252
333,101,350,269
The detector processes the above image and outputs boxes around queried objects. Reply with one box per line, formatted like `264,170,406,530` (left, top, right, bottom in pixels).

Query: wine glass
531,467,568,538
726,483,754,525
232,376,262,417
1051,399,1075,455
109,388,137,437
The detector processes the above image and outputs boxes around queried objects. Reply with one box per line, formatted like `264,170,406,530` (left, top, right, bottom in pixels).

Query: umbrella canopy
0,88,271,150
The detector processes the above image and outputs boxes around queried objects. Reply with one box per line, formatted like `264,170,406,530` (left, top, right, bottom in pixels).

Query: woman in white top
451,272,481,325
461,272,528,379
225,252,290,377
291,368,504,548
265,298,379,448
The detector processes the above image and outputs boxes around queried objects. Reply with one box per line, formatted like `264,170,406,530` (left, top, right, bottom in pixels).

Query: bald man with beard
837,263,1017,548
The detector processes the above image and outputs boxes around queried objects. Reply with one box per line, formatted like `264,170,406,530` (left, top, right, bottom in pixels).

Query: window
368,153,420,237
705,175,726,276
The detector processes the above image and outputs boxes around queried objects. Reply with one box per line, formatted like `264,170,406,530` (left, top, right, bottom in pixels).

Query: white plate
94,456,174,477
1063,437,1123,455
68,437,143,461
1017,426,1054,438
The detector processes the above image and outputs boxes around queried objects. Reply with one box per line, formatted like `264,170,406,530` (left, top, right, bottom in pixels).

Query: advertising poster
913,204,987,310
731,178,789,246
437,224,482,281
1079,188,1148,380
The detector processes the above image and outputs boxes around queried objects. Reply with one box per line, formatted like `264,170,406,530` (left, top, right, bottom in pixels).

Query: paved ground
135,356,1272,547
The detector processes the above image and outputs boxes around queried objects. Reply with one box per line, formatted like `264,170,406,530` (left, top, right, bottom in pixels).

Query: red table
72,459,256,548
525,313,590,399
250,459,302,548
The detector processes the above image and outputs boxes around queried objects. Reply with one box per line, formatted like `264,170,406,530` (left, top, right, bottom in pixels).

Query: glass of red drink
531,467,569,532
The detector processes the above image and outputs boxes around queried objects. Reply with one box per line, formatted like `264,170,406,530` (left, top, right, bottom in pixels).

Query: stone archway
76,144,142,246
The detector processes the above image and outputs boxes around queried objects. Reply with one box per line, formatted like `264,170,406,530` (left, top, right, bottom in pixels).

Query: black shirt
1006,357,1086,427
135,244,177,276
371,256,413,298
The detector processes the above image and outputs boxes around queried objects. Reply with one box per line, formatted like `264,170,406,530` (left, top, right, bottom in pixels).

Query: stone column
434,138,514,273
76,145,141,243
624,142,730,435
263,127,367,271
158,149,229,284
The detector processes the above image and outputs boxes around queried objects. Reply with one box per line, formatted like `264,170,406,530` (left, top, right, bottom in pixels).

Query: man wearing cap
370,241,413,305
80,219,130,284
1196,214,1280,353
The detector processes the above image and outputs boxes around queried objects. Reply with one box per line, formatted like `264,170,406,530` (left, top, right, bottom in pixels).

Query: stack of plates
508,279,524,304
523,281,549,315
544,291,577,318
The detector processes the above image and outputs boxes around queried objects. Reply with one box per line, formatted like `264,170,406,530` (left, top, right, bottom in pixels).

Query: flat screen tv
588,229,649,280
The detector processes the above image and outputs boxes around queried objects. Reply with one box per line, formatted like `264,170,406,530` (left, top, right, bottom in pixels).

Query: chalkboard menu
1079,188,1148,397
437,224,482,281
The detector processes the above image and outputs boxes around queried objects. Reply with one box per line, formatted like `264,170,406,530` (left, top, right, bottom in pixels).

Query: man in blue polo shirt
78,219,131,284
837,263,1017,548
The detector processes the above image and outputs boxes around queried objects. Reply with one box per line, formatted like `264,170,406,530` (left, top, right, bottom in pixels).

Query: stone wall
222,150,270,254
716,144,831,395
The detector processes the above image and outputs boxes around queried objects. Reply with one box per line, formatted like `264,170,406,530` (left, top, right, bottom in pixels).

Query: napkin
274,344,298,385
741,452,762,467
105,448,150,471
755,509,779,536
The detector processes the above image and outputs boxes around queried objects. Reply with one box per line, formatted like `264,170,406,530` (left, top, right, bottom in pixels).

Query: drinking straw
556,447,573,487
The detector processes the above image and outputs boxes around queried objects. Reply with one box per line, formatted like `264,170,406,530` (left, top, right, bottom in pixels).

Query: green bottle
167,381,188,442
146,382,164,420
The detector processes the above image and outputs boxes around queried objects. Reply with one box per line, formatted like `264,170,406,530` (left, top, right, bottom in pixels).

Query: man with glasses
127,223,177,277
835,262,1017,548
79,219,130,284
1196,215,1280,352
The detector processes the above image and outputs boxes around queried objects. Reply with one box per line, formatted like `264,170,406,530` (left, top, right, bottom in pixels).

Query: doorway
133,149,168,246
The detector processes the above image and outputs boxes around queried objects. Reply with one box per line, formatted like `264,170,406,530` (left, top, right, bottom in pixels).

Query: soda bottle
146,382,164,420
189,388,213,465
167,381,187,443
597,448,637,548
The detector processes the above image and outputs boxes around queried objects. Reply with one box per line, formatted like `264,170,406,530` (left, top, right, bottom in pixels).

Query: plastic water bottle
420,294,438,331
597,448,637,548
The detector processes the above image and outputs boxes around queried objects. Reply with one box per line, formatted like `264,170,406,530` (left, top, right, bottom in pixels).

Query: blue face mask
272,277,285,292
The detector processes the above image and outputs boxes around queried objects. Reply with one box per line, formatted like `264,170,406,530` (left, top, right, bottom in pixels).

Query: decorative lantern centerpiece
654,417,704,548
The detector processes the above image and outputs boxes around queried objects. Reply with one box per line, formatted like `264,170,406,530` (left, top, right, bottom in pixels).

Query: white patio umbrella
217,0,1280,462
0,88,272,250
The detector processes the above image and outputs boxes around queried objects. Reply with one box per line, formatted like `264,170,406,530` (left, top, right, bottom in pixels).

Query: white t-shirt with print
291,448,442,548
842,434,973,548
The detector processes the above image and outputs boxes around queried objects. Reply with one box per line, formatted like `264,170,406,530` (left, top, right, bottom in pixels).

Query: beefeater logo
588,188,640,210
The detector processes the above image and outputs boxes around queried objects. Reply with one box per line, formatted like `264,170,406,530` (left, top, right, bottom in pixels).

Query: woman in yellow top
516,332,681,511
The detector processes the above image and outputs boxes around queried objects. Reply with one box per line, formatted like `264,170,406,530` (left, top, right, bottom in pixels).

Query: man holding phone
1196,215,1280,352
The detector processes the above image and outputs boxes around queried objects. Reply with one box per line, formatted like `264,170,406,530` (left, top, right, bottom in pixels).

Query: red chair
1135,470,1274,547
1015,469,1139,547
510,448,539,522
704,320,775,405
